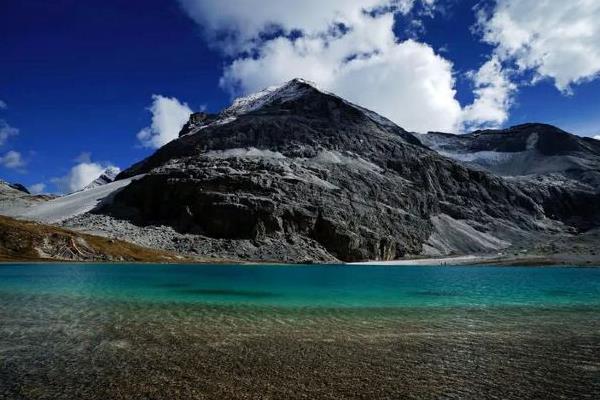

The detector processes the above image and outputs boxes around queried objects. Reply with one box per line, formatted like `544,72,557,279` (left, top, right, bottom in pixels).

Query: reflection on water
0,264,599,399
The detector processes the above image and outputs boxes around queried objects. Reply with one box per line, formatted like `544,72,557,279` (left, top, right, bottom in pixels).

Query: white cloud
178,0,422,54
137,95,193,149
221,34,463,133
28,183,46,195
461,56,516,130
0,100,19,146
74,151,92,163
478,0,600,93
0,150,26,169
52,155,119,193
180,0,508,133
0,120,18,146
594,135,600,141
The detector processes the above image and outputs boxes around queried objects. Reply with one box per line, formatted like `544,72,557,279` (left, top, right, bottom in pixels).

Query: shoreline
353,254,600,267
2,254,600,267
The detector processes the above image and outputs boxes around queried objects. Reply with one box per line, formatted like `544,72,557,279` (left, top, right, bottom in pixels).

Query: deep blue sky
1,0,599,191
0,0,227,189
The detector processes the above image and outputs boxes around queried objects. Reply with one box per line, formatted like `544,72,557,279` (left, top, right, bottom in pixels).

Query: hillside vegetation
0,215,190,262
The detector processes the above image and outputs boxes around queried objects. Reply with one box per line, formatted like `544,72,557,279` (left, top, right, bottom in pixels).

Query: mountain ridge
98,79,598,262
4,79,599,263
419,123,600,189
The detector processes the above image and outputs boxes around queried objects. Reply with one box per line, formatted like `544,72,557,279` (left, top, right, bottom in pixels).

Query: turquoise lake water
1,263,599,308
2,264,600,399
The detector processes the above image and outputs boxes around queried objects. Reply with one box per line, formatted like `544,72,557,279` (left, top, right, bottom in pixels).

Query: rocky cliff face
420,124,600,232
420,124,600,189
83,79,597,262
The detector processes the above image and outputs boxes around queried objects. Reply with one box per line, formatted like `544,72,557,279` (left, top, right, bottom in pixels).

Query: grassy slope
0,215,192,263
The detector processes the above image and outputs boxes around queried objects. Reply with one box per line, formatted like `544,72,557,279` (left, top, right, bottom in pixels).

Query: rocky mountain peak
120,79,423,180
223,78,320,117
82,166,121,191
176,78,412,144
0,180,30,194
466,123,588,154
178,79,323,137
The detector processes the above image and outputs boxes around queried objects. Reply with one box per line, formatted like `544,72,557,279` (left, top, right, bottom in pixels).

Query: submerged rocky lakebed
1,263,599,399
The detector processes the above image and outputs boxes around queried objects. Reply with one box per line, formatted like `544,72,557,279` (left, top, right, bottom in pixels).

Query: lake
1,264,599,399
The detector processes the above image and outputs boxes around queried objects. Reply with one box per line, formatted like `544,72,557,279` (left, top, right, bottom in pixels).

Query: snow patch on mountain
311,150,384,174
6,175,143,224
223,78,316,117
204,147,286,159
438,150,518,165
526,132,539,150
0,179,29,194
182,79,401,138
82,166,121,191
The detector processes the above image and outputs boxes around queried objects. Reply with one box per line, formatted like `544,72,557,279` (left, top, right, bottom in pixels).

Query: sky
1,0,600,194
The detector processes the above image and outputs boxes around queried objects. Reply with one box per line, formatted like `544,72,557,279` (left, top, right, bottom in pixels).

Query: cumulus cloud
0,100,19,145
478,0,600,93
594,135,600,141
52,153,119,193
137,95,193,149
178,0,506,133
461,56,516,130
179,0,422,53
222,35,462,133
0,120,18,146
0,150,26,170
28,183,46,195
74,151,92,163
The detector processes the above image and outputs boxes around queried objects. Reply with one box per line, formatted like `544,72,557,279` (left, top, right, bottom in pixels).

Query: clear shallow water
1,264,599,399
0,263,599,308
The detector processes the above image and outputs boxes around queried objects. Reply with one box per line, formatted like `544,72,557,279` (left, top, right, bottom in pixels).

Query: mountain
0,180,54,213
55,78,592,263
419,124,600,190
6,80,598,263
0,180,30,194
82,166,121,191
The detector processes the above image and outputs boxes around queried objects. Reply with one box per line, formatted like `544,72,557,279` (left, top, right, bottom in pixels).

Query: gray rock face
420,124,600,189
97,80,599,262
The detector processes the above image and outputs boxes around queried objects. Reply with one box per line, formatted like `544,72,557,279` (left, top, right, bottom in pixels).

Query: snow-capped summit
179,79,320,137
222,78,319,118
82,166,121,191
180,78,401,138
